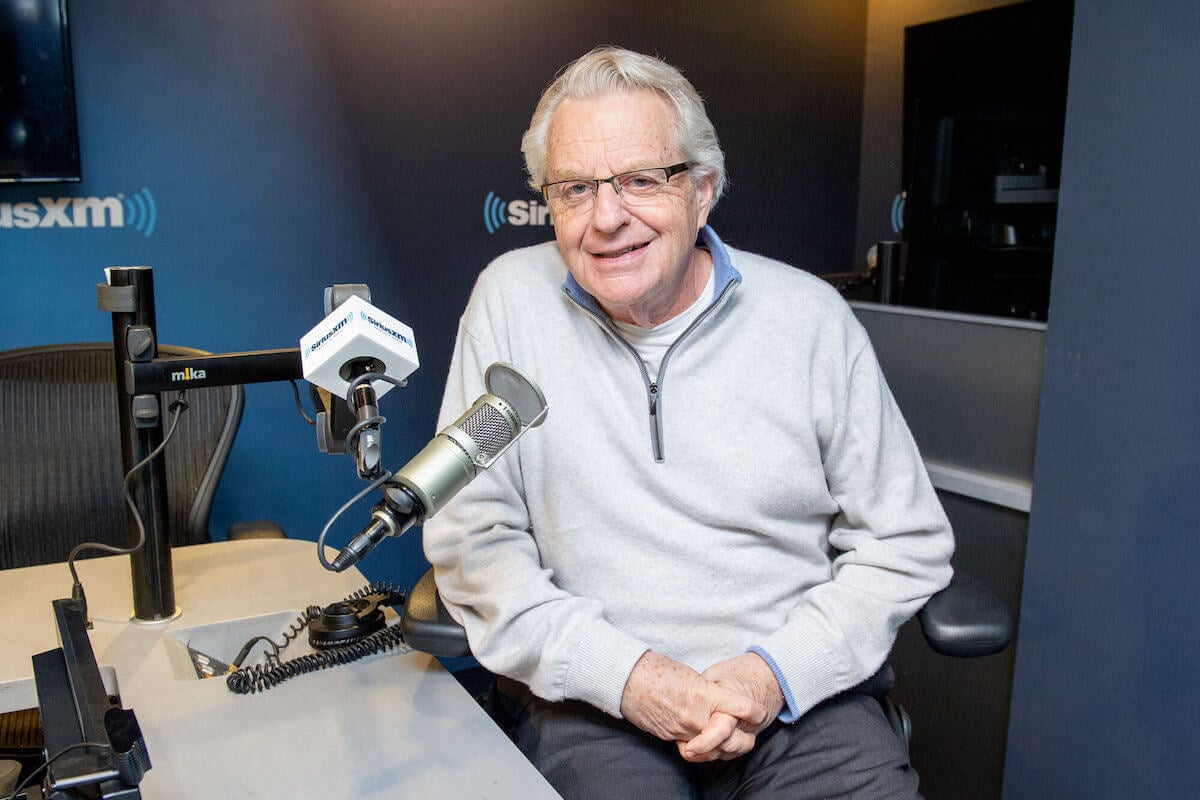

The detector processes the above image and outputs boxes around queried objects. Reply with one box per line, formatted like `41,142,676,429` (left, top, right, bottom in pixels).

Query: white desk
0,539,561,799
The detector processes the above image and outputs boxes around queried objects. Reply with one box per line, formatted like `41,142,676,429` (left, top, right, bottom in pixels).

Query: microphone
299,290,420,479
329,362,548,572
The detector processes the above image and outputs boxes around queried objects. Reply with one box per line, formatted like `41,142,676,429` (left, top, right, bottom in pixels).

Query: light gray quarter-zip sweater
423,226,954,723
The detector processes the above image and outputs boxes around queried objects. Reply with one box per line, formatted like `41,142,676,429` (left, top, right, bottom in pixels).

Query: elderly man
423,46,954,799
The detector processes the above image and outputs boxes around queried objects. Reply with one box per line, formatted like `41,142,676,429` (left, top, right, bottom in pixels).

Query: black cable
66,391,188,620
315,468,393,572
344,373,407,411
342,582,404,604
230,635,283,669
225,604,323,670
225,622,409,694
4,741,112,800
225,584,404,693
343,373,407,468
344,414,386,454
273,606,325,656
288,379,317,426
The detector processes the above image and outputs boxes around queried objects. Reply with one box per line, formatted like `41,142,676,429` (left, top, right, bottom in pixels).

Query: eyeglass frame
540,162,695,207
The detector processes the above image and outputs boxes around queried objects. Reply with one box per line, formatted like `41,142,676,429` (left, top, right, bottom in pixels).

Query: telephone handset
223,583,408,694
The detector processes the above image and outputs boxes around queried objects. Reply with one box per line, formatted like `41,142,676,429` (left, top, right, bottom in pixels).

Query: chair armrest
918,573,1014,658
227,520,287,540
400,569,1014,661
400,569,472,658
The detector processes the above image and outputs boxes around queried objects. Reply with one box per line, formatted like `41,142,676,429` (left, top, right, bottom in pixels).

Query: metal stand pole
100,266,176,622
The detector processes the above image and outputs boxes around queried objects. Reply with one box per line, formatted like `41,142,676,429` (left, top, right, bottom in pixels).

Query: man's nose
590,180,629,231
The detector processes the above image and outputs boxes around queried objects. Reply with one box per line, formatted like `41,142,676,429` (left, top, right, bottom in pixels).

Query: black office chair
0,342,283,570
398,567,1013,752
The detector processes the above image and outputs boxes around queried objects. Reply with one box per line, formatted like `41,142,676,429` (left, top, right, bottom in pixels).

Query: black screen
0,0,81,183
901,0,1073,320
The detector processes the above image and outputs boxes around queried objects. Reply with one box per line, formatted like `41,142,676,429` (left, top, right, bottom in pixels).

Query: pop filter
485,362,548,428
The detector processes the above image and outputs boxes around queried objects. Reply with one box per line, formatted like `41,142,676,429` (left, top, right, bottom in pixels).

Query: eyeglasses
541,162,694,210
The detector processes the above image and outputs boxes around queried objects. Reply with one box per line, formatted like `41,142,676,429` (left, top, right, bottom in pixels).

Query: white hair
521,46,727,205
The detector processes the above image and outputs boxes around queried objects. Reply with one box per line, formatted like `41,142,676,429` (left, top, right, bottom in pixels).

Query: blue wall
1003,2,1200,796
2,3,433,589
1,1,867,591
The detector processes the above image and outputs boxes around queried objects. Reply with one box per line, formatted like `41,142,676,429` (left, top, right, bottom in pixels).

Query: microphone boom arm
124,348,304,394
97,269,409,620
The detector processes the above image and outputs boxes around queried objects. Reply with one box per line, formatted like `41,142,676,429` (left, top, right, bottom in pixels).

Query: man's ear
693,172,717,230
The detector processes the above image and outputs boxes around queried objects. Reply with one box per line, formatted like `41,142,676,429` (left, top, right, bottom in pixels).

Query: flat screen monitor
0,0,81,183
901,0,1073,320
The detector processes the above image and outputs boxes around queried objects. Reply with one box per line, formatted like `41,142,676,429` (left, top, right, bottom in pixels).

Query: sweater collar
562,225,742,318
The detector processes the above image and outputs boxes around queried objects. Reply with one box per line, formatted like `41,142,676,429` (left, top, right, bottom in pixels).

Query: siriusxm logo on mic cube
299,295,419,399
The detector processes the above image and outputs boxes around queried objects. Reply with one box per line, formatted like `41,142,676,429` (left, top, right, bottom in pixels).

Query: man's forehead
545,93,676,176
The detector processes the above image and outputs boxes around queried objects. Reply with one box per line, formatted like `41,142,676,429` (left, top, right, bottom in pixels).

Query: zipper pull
648,382,659,415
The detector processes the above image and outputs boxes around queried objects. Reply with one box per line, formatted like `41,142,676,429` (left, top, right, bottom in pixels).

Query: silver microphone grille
460,397,519,459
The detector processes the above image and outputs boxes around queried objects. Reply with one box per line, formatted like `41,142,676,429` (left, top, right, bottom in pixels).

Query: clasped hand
619,651,785,763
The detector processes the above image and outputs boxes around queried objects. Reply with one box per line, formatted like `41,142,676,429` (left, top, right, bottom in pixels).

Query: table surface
0,538,561,799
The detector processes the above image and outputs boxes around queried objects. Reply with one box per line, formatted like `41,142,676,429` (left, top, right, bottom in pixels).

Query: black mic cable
67,391,189,625
314,469,396,572
344,370,407,480
327,484,423,573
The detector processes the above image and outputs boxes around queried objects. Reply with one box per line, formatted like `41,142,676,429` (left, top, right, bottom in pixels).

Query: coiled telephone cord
225,582,406,694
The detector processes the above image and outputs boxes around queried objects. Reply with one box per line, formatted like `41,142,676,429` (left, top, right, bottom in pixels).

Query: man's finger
716,728,757,760
682,711,739,759
713,687,768,727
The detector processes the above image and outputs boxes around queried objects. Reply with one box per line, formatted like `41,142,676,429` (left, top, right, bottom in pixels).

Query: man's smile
592,242,651,259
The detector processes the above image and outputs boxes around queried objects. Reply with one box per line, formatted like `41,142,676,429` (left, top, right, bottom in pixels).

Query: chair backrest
0,342,244,569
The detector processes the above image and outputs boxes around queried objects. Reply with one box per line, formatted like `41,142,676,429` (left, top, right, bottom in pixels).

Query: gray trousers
498,679,922,800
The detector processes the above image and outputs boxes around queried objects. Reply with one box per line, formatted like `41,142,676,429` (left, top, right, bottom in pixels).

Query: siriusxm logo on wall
483,190,553,234
0,188,158,237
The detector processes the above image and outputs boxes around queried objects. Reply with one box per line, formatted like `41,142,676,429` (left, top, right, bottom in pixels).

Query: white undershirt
611,266,716,382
